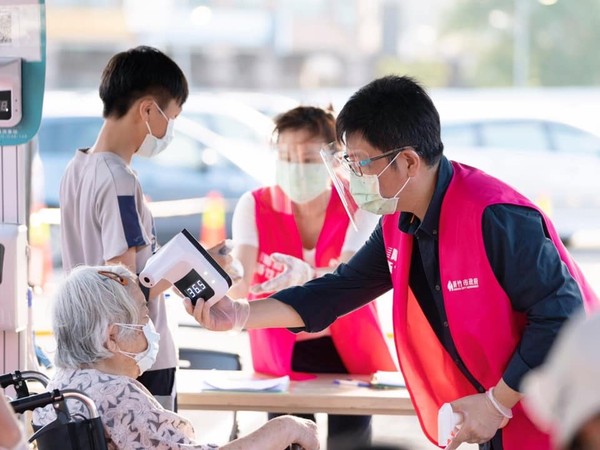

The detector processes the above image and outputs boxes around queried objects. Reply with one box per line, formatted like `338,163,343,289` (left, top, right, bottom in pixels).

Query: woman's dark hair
99,46,189,118
274,105,337,144
336,75,443,166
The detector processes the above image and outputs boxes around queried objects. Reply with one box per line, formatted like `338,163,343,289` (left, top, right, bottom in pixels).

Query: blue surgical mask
115,319,160,375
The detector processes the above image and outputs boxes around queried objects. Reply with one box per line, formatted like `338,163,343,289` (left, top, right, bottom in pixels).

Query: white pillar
0,143,31,375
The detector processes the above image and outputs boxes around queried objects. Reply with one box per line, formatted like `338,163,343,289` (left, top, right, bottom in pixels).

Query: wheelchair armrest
10,390,63,414
1,370,50,389
1,370,51,398
10,389,101,419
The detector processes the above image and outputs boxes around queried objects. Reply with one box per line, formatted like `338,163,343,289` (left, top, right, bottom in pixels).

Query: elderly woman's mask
115,319,160,375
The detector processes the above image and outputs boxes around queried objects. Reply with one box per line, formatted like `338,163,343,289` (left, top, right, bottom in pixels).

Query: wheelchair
0,370,50,399
2,370,107,450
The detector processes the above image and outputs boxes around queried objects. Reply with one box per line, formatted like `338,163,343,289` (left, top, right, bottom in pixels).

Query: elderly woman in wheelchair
32,265,319,450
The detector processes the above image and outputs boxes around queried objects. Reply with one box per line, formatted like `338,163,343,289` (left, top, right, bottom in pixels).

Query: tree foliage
440,0,600,86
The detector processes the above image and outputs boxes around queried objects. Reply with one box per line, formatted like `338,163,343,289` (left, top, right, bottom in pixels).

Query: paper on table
371,371,405,388
201,372,290,392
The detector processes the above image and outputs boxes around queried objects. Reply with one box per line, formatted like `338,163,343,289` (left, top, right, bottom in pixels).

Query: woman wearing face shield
33,265,319,450
228,106,397,450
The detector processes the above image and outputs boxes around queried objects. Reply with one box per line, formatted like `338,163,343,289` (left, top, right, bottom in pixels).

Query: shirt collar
398,156,453,236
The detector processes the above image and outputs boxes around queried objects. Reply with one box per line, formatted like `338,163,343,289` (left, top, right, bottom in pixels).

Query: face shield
319,143,360,231
268,140,332,214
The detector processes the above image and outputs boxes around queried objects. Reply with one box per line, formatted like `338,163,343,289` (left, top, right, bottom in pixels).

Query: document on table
200,372,290,392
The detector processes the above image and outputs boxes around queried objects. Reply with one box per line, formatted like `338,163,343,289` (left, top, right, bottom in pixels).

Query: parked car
441,117,600,155
442,118,600,243
290,87,600,243
36,91,263,261
218,91,300,119
183,92,276,145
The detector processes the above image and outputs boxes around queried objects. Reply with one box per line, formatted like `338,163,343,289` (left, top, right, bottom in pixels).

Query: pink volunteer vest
249,186,397,380
382,162,598,449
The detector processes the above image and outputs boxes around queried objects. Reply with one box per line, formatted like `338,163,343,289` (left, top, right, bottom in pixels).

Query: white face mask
116,319,160,376
275,159,330,204
136,102,174,158
349,152,410,215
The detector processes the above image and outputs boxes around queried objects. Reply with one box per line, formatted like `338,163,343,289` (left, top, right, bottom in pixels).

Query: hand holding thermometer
139,229,232,306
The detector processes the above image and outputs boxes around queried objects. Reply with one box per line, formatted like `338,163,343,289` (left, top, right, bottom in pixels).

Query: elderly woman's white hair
52,264,142,369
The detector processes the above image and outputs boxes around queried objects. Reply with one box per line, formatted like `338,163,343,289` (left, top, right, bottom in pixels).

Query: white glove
250,253,315,295
184,295,250,333
444,392,509,449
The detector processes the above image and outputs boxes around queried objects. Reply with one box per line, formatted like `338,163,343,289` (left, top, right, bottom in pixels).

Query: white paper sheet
201,372,290,392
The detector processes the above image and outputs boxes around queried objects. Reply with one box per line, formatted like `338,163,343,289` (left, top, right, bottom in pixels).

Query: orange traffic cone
200,190,227,247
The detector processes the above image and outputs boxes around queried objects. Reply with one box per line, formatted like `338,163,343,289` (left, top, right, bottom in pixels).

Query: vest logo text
446,278,479,292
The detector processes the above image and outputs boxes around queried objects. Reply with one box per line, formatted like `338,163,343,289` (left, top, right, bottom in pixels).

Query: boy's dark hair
99,46,189,118
336,75,443,166
274,105,337,144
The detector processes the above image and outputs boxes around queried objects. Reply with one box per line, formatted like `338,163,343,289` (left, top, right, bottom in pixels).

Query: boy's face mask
136,102,174,158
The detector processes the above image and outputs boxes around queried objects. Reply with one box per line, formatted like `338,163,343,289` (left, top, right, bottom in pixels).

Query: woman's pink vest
382,162,598,449
249,186,397,380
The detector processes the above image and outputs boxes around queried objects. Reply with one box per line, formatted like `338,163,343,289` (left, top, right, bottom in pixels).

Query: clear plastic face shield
319,142,360,230
320,143,412,228
269,138,332,214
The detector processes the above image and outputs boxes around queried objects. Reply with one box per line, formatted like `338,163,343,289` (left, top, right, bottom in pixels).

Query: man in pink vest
186,76,598,450
228,106,396,450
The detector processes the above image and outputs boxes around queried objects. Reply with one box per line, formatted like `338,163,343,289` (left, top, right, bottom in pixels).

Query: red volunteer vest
249,186,397,380
382,162,598,449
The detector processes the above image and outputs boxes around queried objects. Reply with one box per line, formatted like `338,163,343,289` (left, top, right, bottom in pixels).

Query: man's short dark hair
99,46,189,118
336,75,443,166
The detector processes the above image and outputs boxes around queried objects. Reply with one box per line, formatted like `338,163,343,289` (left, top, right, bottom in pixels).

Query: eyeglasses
338,145,415,177
97,270,129,286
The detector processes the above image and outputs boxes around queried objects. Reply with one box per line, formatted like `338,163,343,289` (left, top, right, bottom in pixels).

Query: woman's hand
221,415,319,450
276,415,320,450
183,295,250,332
250,253,315,294
207,240,244,283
